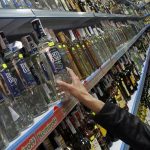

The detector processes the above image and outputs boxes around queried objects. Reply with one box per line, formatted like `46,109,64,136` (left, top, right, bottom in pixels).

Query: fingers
66,67,79,81
56,80,73,92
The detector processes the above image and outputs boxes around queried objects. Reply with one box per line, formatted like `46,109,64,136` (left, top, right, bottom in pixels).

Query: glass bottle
65,116,91,150
12,0,28,8
12,53,48,117
0,91,19,142
31,19,71,101
0,0,15,8
21,35,58,103
78,28,102,68
68,30,93,75
56,32,82,79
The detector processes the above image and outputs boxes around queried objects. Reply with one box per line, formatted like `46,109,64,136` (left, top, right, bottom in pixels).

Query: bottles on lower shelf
37,104,110,150
137,59,150,123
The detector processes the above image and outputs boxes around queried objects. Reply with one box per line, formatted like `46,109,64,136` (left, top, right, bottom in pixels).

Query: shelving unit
4,22,150,150
0,9,144,36
84,24,150,91
110,46,150,150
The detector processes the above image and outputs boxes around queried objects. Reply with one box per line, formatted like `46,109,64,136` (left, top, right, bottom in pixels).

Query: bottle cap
48,42,55,47
18,53,23,59
2,64,7,69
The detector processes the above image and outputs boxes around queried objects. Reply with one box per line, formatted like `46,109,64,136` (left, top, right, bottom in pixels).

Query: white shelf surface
110,46,150,150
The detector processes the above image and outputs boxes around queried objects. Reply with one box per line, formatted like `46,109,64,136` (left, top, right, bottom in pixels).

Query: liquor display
37,104,110,150
0,1,149,148
137,62,150,123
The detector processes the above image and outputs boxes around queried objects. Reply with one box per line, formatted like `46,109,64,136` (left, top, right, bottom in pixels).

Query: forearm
79,93,105,113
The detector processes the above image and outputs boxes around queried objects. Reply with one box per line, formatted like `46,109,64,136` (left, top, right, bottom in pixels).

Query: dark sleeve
94,102,150,150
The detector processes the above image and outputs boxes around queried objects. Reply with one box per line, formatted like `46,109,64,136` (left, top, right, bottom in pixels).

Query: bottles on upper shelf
0,0,148,16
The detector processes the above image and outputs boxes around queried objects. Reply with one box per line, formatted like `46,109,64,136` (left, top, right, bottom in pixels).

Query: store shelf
94,13,142,20
110,45,150,150
84,24,150,91
6,98,78,150
0,8,145,36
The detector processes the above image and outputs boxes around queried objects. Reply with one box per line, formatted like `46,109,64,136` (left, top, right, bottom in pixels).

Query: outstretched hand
56,68,105,113
56,68,92,102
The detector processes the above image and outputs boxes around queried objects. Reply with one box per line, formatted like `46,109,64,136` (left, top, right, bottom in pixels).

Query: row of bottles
0,0,148,16
0,19,148,149
137,57,150,123
37,104,110,150
90,31,149,110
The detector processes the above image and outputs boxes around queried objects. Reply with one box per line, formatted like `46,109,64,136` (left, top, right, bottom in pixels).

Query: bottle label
40,61,50,81
46,47,65,74
24,0,32,7
54,135,67,148
77,107,84,120
97,87,104,97
65,117,77,134
1,69,20,97
12,0,24,8
90,137,102,150
31,19,46,39
121,80,130,96
72,112,80,127
130,73,136,86
0,0,11,8
16,59,36,86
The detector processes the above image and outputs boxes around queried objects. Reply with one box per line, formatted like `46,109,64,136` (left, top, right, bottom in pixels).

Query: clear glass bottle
21,35,58,103
12,0,28,8
0,62,33,131
12,53,48,117
0,0,15,8
31,19,71,101
0,91,19,142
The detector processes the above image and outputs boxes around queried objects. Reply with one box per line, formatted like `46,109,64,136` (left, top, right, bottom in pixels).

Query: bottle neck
31,19,46,40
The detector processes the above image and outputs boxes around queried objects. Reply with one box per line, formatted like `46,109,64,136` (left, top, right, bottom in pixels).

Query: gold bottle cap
48,42,55,47
2,64,7,69
19,53,23,59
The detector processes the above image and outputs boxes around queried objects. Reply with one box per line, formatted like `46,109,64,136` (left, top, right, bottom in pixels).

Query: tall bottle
57,31,83,79
31,19,71,101
77,28,101,68
65,116,91,150
68,30,93,75
21,35,58,103
0,61,34,131
57,31,88,79
12,53,48,117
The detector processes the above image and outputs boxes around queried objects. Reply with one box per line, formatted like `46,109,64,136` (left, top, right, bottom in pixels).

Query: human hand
57,68,105,113
56,68,92,102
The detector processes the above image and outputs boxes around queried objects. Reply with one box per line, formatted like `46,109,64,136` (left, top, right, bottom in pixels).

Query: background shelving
110,45,150,150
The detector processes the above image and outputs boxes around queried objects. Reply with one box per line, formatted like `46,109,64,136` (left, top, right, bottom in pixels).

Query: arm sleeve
94,102,150,150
